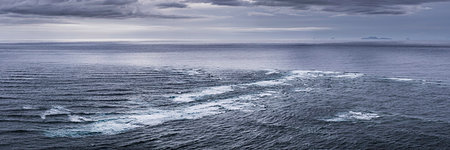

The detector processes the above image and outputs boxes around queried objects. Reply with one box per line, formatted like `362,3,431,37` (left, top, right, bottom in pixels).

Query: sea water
0,42,449,149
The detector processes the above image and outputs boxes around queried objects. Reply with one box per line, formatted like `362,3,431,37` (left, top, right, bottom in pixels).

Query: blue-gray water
0,42,449,149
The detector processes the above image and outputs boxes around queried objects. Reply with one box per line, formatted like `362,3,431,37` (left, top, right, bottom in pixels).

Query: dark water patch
43,98,131,102
0,96,21,100
85,88,133,92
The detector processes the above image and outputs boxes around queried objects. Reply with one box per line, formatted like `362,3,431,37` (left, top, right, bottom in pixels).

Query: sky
1,0,450,42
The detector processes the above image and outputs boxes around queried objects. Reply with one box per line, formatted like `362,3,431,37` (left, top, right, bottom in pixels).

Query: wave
335,73,364,79
40,106,71,119
172,70,364,103
258,91,278,97
263,69,280,75
22,105,38,110
185,69,204,76
44,69,366,137
68,115,92,123
324,111,380,122
45,94,261,137
40,106,92,123
287,70,363,80
294,88,314,92
385,77,415,81
173,85,234,102
245,80,286,87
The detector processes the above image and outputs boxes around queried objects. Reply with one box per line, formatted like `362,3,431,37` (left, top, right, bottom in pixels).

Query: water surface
0,42,449,149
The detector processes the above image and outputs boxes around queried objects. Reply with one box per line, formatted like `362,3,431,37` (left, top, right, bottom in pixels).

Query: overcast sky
1,0,450,42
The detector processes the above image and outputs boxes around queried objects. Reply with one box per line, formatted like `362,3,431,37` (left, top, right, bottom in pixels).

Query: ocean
0,42,449,149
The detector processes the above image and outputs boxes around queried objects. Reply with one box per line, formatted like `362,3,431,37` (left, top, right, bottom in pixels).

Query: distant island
361,36,392,40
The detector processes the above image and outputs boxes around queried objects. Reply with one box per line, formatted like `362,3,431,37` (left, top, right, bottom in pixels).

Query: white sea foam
173,70,362,103
49,94,259,137
286,70,339,80
173,85,234,102
248,70,338,87
264,69,280,75
257,91,278,97
22,105,35,110
68,115,91,122
144,97,254,123
386,77,414,81
40,106,71,119
246,80,286,86
334,73,364,79
324,111,380,122
258,93,272,97
186,69,203,75
90,119,139,135
289,70,363,80
294,88,314,92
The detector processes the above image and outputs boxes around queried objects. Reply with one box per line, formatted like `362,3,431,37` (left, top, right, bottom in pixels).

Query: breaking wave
385,77,415,81
324,111,380,122
45,69,367,137
172,70,363,103
173,85,234,102
40,106,71,120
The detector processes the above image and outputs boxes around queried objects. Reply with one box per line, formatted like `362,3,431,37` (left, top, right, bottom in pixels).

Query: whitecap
294,88,314,92
324,111,380,122
173,70,361,103
185,69,203,75
258,93,272,97
49,94,259,137
288,70,363,80
68,115,91,123
247,70,335,87
40,106,71,119
334,73,364,79
245,80,286,86
264,69,280,75
173,85,234,102
286,70,339,80
385,77,414,81
22,105,35,110
258,91,278,97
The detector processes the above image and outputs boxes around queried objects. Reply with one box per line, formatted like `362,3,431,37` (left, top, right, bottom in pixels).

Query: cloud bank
0,0,194,19
0,0,448,20
194,0,450,15
252,0,450,15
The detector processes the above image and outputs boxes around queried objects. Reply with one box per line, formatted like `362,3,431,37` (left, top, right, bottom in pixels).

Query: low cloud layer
253,0,450,15
0,0,195,19
156,2,188,9
196,0,450,15
0,0,142,18
0,0,448,20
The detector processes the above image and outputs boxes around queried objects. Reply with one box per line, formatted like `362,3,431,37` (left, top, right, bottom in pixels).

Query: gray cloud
156,2,188,9
0,0,194,19
0,17,73,25
191,0,450,15
0,0,448,22
186,0,250,6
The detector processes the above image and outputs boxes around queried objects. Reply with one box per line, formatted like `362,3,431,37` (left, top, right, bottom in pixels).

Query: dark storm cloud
0,0,194,19
254,0,450,15
191,0,450,15
156,2,188,9
0,0,448,21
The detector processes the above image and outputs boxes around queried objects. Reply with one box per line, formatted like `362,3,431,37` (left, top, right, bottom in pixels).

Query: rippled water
0,43,449,149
